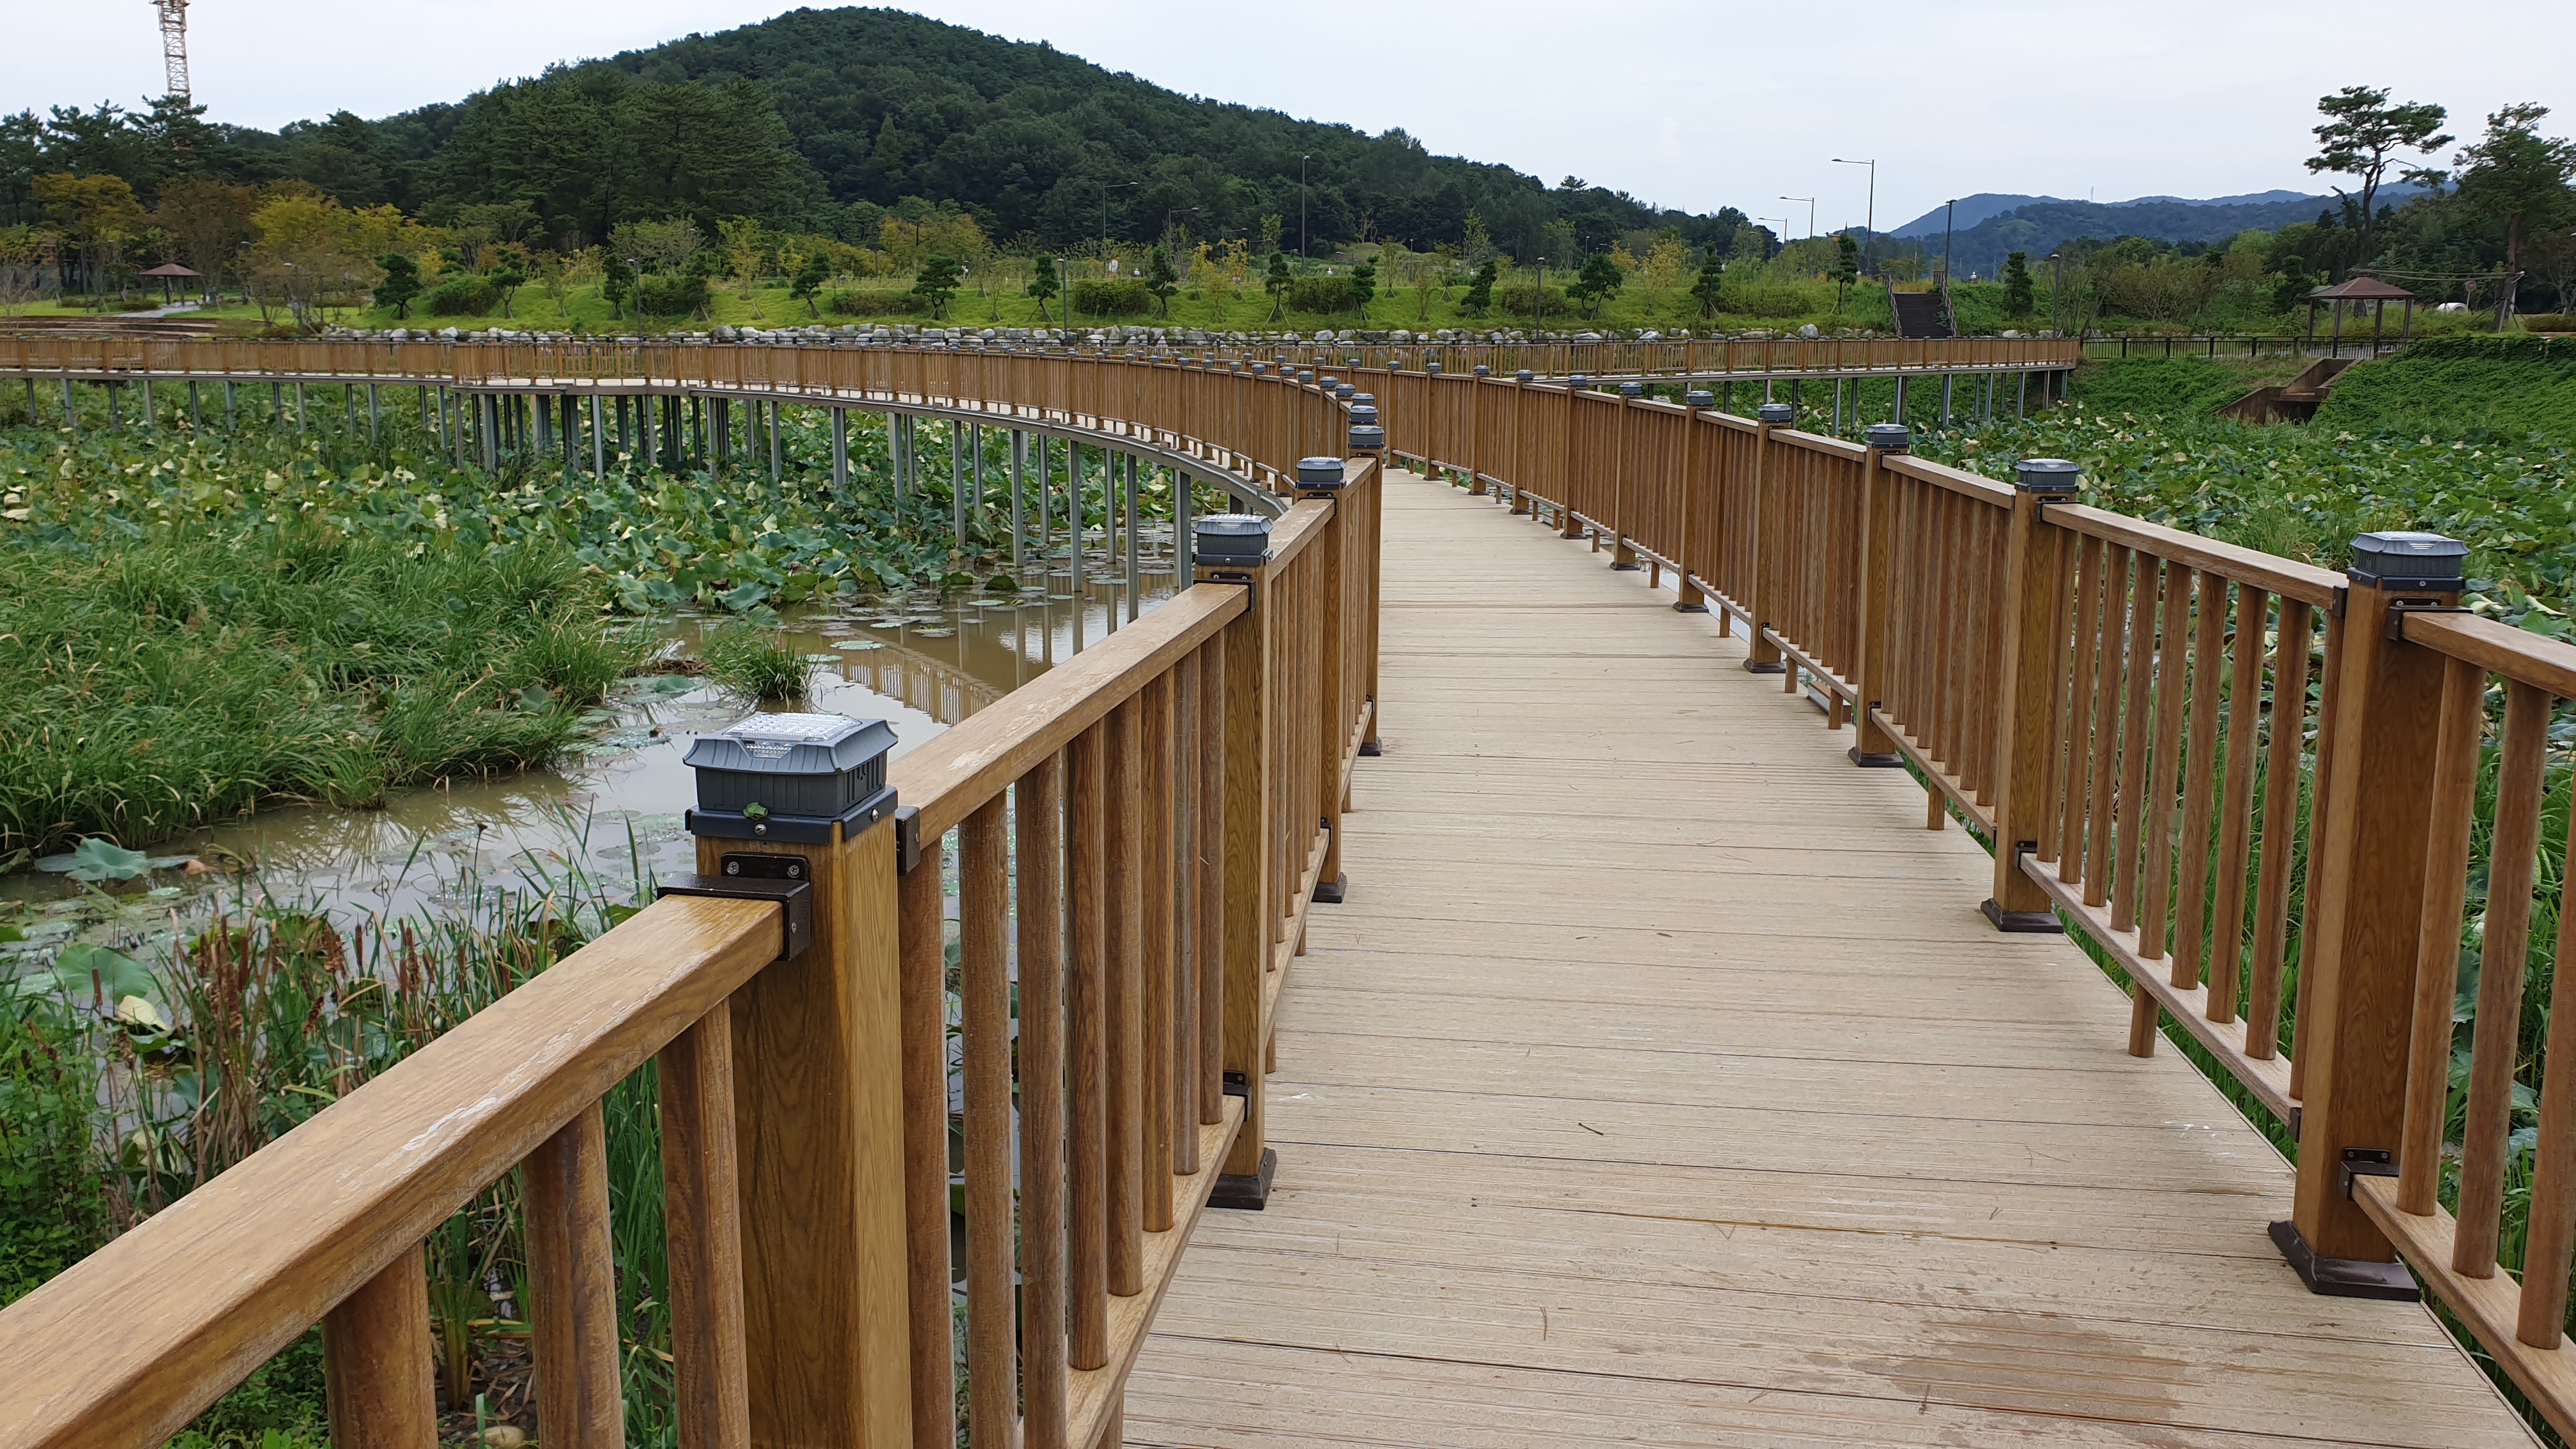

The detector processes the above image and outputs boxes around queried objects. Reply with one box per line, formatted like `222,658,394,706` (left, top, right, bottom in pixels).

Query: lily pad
914,628,956,639
836,640,885,651
37,838,155,882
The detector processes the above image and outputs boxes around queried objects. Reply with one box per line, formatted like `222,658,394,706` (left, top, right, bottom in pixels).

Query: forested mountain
1,6,1751,263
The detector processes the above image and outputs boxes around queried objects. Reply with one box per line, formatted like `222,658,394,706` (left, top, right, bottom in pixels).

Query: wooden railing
17,334,2576,1439
1375,365,2576,1437
0,348,1383,1449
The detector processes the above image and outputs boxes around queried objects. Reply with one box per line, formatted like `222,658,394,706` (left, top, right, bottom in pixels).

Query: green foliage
2002,249,2033,318
1025,254,1060,321
1349,260,1376,318
1144,247,1179,317
0,517,640,854
1262,252,1291,320
1459,258,1498,314
1070,278,1150,316
1283,275,1352,314
2066,356,2269,418
2313,337,2576,441
601,253,636,318
636,272,710,318
0,1013,111,1307
1495,280,1566,319
909,253,962,318
1690,250,1726,319
373,253,422,318
2450,103,2574,263
422,274,502,316
1568,254,1623,319
701,622,810,704
826,288,928,317
788,251,831,316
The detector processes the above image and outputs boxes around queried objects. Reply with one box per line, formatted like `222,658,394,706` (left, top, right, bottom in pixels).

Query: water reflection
0,530,1186,940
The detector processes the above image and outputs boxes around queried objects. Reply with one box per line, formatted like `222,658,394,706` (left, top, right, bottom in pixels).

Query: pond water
0,531,1190,965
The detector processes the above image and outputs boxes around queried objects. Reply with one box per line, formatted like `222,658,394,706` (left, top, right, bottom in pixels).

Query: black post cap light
1297,456,1349,491
2349,531,2469,592
1195,512,1275,575
1349,424,1386,452
1686,390,1715,409
1620,381,1644,397
1474,364,1491,376
1864,422,1911,452
681,712,898,844
2015,457,2080,494
1758,402,1794,424
1515,369,1534,383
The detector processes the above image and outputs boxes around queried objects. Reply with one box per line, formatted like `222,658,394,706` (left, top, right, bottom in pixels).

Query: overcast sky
8,1,2569,233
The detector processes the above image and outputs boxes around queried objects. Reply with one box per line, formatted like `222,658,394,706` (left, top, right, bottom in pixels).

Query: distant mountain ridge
1888,187,2373,239
1883,185,2432,278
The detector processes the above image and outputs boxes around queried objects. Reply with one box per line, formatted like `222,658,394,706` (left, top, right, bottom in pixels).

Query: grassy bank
2316,335,2576,442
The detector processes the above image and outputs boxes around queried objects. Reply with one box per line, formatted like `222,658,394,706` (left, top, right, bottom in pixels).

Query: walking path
1122,468,2531,1447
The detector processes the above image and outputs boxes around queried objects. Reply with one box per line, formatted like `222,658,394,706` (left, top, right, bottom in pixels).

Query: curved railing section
0,340,1384,1449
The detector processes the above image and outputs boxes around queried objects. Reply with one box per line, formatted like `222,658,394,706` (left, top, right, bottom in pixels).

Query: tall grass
0,524,645,856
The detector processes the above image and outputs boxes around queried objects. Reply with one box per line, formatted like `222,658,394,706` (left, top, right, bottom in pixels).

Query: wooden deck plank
1124,472,2532,1447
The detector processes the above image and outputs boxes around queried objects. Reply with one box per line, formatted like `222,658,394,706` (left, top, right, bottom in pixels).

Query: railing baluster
526,1102,624,1449
321,1246,438,1449
1068,721,1110,1364
1143,671,1179,1231
2082,546,2130,911
659,1009,749,1449
901,825,954,1448
2245,599,2316,1059
2398,657,2486,1215
1107,699,1146,1296
2057,536,2104,889
2455,680,2550,1275
2206,586,2269,1023
962,797,1018,1447
2173,571,2227,990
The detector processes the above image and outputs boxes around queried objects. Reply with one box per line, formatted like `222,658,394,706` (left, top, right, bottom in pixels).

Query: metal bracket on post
1847,701,1905,768
893,804,923,876
1212,1069,1280,1211
1359,694,1382,756
657,854,816,962
1312,817,1346,903
2271,1147,2420,1300
1979,843,2067,933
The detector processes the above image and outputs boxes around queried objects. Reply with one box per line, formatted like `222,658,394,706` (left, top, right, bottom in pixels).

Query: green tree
1026,254,1060,323
1460,258,1498,314
911,252,962,318
2304,85,2451,268
1349,259,1376,318
601,253,635,319
1144,246,1179,317
374,253,422,318
1690,250,1725,319
1568,254,1622,320
790,250,831,318
2001,249,2033,318
1832,234,1862,312
487,261,527,319
2451,103,2576,321
1264,251,1291,321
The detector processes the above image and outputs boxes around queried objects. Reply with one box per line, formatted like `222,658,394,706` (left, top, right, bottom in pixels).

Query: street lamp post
1535,257,1544,332
1831,158,1876,275
1940,199,1956,285
2048,252,2064,335
1759,220,1791,259
1780,196,1814,239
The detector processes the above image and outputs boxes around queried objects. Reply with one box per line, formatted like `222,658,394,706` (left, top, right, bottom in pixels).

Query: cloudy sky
8,0,2568,231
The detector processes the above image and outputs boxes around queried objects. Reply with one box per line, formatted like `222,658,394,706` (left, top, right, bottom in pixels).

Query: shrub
1494,282,1567,316
1284,276,1353,314
422,275,501,316
1070,279,1151,316
700,622,809,704
2524,314,2576,334
827,289,929,317
1722,284,1818,318
636,273,710,319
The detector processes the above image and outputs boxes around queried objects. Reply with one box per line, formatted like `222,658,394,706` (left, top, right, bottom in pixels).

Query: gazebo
2306,275,2415,357
138,261,203,305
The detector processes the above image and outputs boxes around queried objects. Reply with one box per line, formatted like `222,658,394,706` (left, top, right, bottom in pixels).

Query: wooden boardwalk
1124,469,2532,1447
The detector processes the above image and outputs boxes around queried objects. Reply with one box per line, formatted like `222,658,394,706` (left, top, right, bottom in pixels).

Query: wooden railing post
1743,402,1793,673
1981,459,2079,932
1848,423,1913,766
1611,383,1643,570
1673,390,1714,614
2275,531,2469,1298
1196,514,1280,1209
678,720,913,1448
321,1246,437,1449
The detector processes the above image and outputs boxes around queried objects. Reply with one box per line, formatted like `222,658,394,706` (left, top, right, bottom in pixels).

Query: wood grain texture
659,1009,750,1449
721,815,914,1449
526,1101,624,1449
1125,470,2528,1449
321,1245,436,1449
0,894,777,1449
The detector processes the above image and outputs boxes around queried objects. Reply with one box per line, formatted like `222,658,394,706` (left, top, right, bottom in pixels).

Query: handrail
0,893,782,1448
0,342,1385,1449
